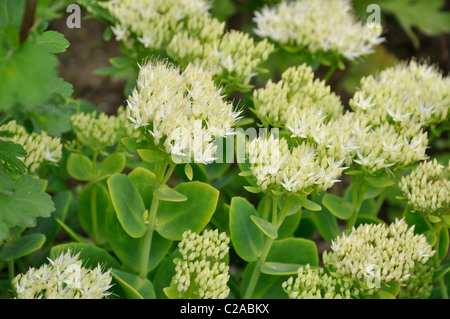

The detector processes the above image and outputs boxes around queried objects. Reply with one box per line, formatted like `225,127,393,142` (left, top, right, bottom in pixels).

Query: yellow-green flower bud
399,159,449,214
173,229,230,299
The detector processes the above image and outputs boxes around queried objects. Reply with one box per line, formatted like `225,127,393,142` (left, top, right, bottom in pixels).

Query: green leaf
442,215,450,228
267,238,319,266
137,149,165,163
77,183,111,244
244,186,261,194
0,233,46,261
299,198,322,211
423,230,437,246
107,174,146,238
365,176,396,188
0,140,26,174
36,31,69,53
106,208,172,275
241,262,286,299
50,243,121,270
260,262,314,276
156,182,219,240
175,163,210,183
66,153,92,181
109,56,132,69
250,215,278,239
154,186,187,202
184,163,193,181
438,228,449,262
312,192,340,243
404,205,429,234
29,100,75,137
433,263,450,283
0,0,25,30
152,250,181,299
98,152,126,178
278,210,302,239
229,197,264,262
163,283,180,299
112,269,156,299
429,215,442,224
381,283,401,297
377,290,396,299
128,167,157,208
120,137,152,152
0,35,59,110
27,191,72,246
322,193,354,220
0,175,55,242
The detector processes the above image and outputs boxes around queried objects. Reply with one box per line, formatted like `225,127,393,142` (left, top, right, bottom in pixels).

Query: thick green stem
243,196,295,299
433,228,448,299
373,189,387,216
90,151,99,243
139,194,160,279
347,176,366,230
138,161,175,279
8,260,14,284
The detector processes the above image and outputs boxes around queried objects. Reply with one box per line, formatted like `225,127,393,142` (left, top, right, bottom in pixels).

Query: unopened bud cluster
350,60,450,133
282,265,361,299
398,263,434,299
0,121,62,173
101,0,210,49
102,0,273,87
323,219,434,291
248,134,346,194
399,159,449,214
254,0,384,61
253,64,343,128
126,61,239,164
168,27,274,87
12,250,113,299
172,230,230,299
70,107,134,151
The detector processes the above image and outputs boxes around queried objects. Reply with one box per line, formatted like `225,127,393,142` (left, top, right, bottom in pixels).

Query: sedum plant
165,229,230,299
253,0,384,76
0,0,448,302
284,219,434,299
13,250,113,299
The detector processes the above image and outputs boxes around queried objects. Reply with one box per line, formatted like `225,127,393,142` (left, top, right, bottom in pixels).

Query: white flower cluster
248,134,346,194
101,0,211,49
282,265,360,299
172,229,230,299
399,159,449,214
287,110,428,174
12,250,113,299
168,28,274,87
0,121,62,173
70,107,135,151
323,219,434,291
350,121,428,174
126,61,239,164
102,0,274,87
253,64,343,128
254,0,384,61
350,60,450,134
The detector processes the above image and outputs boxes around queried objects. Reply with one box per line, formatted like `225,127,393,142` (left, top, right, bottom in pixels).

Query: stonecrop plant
0,0,449,301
